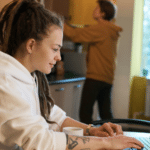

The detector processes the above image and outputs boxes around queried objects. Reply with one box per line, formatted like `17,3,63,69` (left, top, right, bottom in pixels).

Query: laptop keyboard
124,136,150,150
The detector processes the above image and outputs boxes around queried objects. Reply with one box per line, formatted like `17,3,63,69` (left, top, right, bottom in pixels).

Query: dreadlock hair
97,0,116,21
0,0,64,124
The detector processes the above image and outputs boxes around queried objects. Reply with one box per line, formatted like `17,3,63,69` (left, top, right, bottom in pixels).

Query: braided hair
0,0,64,124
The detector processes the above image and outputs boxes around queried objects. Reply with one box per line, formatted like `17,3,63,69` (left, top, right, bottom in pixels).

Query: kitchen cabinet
44,0,71,44
49,80,100,121
44,0,69,19
49,81,84,121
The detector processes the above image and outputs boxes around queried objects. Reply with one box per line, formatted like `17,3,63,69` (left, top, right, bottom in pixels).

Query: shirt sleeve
48,105,67,131
64,23,107,43
0,75,67,150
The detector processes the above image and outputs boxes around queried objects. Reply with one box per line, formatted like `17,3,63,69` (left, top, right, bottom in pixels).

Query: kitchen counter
46,72,86,85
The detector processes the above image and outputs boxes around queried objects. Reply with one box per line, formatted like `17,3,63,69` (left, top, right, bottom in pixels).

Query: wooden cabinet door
44,0,69,19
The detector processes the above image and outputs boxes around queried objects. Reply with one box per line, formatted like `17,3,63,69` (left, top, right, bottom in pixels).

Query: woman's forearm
66,135,106,150
61,117,109,137
60,117,89,135
66,134,144,150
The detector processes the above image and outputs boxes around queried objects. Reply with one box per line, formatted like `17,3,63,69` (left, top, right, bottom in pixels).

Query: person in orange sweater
64,0,123,123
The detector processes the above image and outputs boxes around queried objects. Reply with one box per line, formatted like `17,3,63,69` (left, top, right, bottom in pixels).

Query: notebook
123,131,150,150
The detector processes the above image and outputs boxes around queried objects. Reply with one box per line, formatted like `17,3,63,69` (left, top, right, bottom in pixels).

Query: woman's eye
53,49,58,52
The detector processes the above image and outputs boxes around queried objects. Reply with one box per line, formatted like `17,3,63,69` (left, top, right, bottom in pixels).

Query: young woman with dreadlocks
0,0,144,150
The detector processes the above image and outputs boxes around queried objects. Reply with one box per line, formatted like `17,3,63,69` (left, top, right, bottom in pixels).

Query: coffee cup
63,127,83,136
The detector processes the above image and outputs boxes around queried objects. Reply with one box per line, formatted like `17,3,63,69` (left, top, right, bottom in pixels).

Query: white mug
63,127,83,136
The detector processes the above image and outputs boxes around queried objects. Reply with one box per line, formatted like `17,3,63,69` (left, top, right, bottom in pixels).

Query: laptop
123,131,150,150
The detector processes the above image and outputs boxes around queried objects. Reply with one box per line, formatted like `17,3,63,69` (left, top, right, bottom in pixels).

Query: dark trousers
79,78,113,124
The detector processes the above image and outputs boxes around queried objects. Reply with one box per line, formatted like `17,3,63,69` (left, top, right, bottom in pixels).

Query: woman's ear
26,39,36,54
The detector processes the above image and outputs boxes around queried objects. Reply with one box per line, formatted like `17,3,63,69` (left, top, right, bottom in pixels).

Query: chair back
128,76,150,120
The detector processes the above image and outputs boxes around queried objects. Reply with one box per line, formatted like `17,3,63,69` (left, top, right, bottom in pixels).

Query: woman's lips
49,64,54,68
50,63,56,68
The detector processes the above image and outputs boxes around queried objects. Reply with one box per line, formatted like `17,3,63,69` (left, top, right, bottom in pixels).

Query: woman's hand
104,135,144,150
90,122,123,137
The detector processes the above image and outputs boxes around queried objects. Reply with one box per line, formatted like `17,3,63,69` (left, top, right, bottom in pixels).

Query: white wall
112,0,135,118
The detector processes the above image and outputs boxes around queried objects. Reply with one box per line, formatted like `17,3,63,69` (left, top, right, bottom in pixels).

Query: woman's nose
56,51,61,61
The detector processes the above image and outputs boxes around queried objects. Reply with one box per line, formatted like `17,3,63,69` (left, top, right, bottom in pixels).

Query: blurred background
1,0,150,121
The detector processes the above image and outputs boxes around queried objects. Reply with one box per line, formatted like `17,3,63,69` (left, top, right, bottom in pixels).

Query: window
141,0,150,78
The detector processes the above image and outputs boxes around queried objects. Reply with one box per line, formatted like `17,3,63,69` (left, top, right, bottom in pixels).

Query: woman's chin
46,71,51,75
42,69,52,75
